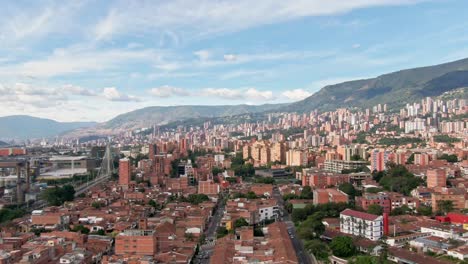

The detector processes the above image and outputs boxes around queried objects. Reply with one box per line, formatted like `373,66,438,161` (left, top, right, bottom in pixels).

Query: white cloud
62,84,96,96
220,69,272,80
149,85,190,98
202,87,274,101
91,0,427,40
223,54,237,62
194,50,212,61
94,9,119,41
352,43,361,49
102,87,140,102
245,88,274,101
282,89,312,101
0,46,162,78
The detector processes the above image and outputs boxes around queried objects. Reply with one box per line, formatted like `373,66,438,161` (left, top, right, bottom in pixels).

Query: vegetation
390,205,412,216
378,137,423,146
254,177,275,184
234,218,249,228
352,131,369,144
231,153,255,178
373,163,423,196
42,185,75,206
433,135,461,143
71,224,90,234
436,200,454,215
304,239,330,261
296,212,325,240
179,194,210,205
367,204,383,215
439,154,458,163
417,205,433,216
366,187,383,193
0,207,26,223
330,236,356,258
339,183,358,199
216,226,229,238
292,202,353,223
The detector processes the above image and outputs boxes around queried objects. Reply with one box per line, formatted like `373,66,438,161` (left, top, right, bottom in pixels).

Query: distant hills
284,58,468,112
3,57,468,139
0,115,96,140
102,104,286,130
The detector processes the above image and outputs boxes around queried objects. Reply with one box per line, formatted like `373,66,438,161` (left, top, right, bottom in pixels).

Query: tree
377,164,423,195
216,226,229,238
390,205,411,216
235,217,249,228
417,205,432,216
91,201,103,209
72,225,90,234
304,239,329,260
212,167,224,175
300,186,313,199
339,183,356,199
246,191,258,199
367,204,383,215
439,154,458,163
330,236,356,257
42,185,76,206
437,200,454,215
91,229,106,236
297,213,325,240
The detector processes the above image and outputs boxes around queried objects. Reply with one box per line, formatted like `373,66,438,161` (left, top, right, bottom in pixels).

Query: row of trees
42,185,75,206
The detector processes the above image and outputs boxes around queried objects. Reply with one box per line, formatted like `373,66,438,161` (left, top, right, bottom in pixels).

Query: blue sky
0,0,467,122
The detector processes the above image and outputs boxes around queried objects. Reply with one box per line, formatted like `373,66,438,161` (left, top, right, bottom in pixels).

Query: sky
1,0,468,122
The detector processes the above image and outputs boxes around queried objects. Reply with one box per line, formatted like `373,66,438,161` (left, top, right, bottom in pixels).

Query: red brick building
119,158,131,186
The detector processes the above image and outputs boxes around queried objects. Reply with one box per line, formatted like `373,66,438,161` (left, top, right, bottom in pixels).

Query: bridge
74,144,114,197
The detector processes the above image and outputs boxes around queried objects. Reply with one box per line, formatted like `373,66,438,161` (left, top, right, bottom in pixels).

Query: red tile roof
341,209,380,221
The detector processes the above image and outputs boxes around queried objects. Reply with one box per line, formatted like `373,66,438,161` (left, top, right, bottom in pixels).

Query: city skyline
1,0,468,122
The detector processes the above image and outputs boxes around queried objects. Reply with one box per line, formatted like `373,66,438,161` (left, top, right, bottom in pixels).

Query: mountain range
1,57,468,139
0,115,96,140
283,57,468,112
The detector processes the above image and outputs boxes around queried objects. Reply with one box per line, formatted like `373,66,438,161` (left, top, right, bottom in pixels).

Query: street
272,186,315,264
193,196,226,264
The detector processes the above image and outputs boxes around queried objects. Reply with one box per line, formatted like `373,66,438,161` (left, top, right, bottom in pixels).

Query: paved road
272,187,315,264
194,196,226,264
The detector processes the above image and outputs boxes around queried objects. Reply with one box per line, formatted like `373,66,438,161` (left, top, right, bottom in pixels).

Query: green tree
246,191,258,199
330,236,356,258
297,212,325,240
437,200,454,215
304,239,329,260
91,229,106,236
339,183,356,199
216,226,229,238
42,185,76,206
300,186,313,199
439,154,458,163
417,205,432,216
390,205,411,216
72,225,90,234
235,217,249,228
367,204,383,215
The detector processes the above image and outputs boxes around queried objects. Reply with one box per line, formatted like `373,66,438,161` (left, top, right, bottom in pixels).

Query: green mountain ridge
0,115,97,140
284,57,468,112
103,104,287,129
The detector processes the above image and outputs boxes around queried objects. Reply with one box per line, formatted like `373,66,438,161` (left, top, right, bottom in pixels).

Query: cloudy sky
1,0,467,122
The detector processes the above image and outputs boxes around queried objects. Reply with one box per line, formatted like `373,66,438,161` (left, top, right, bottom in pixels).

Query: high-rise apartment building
119,158,131,186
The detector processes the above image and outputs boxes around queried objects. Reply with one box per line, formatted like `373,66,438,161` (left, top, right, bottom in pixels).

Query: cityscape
0,1,468,264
